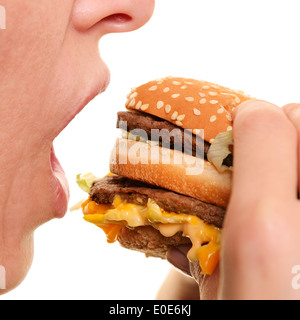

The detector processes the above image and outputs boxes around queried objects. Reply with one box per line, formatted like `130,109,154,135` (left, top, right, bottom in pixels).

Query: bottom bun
118,226,191,259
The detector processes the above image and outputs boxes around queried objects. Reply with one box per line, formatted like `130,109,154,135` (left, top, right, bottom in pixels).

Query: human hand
221,100,299,299
164,245,219,300
156,264,200,300
166,100,300,299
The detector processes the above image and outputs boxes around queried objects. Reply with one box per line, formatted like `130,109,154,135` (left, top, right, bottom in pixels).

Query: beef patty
90,174,225,228
117,225,192,259
117,110,233,167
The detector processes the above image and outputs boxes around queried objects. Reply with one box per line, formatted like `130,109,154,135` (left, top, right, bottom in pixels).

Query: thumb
189,261,220,300
167,244,220,300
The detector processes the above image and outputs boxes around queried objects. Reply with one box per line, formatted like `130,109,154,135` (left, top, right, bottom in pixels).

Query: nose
72,0,155,34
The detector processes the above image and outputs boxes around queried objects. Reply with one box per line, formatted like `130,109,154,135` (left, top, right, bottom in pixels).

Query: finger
156,269,200,300
282,103,300,197
231,100,298,205
167,245,192,277
189,262,219,300
167,246,219,300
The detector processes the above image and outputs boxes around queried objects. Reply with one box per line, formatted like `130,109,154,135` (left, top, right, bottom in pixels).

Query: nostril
102,13,132,24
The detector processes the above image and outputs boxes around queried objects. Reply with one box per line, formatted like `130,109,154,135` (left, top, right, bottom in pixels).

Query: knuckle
283,103,300,117
234,100,287,133
233,100,298,146
283,103,300,130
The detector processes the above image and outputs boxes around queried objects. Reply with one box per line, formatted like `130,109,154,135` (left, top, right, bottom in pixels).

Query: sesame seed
171,111,178,120
157,101,164,109
220,92,241,105
234,89,244,95
129,99,136,107
199,93,206,97
184,81,194,85
210,115,217,122
180,85,187,89
227,126,233,131
135,101,142,110
165,104,171,114
217,107,224,114
163,87,170,93
209,92,218,96
173,81,181,85
185,97,194,102
176,121,183,126
210,84,220,89
210,100,219,105
200,99,207,104
141,104,149,111
226,114,232,121
192,129,201,135
149,85,158,91
193,108,201,116
177,114,186,121
130,92,138,99
202,85,210,90
171,93,180,98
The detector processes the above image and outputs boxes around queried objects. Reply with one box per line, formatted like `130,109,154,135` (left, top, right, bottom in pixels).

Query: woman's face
0,0,154,293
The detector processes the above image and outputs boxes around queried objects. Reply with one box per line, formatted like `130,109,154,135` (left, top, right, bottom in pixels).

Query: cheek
0,1,75,136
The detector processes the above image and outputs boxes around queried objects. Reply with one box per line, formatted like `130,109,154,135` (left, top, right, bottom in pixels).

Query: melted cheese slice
82,196,221,275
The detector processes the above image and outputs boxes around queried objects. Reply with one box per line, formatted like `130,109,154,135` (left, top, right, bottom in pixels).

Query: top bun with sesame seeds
125,76,250,143
108,76,252,208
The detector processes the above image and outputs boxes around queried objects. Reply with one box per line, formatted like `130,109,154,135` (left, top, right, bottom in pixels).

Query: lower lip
50,146,70,218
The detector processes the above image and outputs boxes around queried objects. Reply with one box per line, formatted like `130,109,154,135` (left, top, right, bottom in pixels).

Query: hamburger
79,76,251,275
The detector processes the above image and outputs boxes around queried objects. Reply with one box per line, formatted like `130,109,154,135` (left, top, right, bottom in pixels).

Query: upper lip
74,87,107,131
59,77,110,137
48,71,110,215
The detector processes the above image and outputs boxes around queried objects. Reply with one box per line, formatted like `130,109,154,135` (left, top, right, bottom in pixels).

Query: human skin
220,100,299,299
0,0,154,293
156,268,200,300
163,100,300,299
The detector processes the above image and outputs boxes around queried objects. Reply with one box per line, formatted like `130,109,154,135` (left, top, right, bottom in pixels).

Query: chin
2,176,68,294
1,233,34,294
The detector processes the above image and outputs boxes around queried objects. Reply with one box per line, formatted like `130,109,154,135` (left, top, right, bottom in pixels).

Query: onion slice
207,131,233,172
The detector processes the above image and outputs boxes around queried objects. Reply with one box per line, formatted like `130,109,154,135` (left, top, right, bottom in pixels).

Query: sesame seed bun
125,76,250,142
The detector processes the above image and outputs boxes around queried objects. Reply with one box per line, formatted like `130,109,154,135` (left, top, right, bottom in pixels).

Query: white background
3,0,300,299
